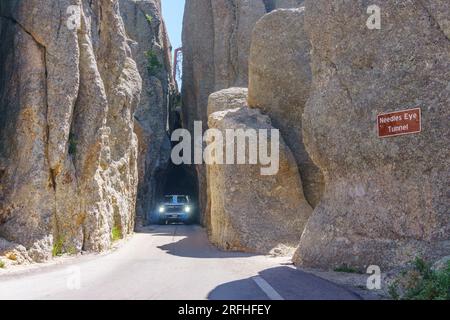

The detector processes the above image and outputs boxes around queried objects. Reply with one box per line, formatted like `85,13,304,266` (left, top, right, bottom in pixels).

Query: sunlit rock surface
248,8,323,208
0,0,142,260
294,0,450,270
119,0,174,225
182,0,305,225
207,88,312,255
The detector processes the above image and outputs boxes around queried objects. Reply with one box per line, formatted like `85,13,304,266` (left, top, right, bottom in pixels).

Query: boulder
207,89,312,254
208,88,249,117
182,0,305,222
294,0,450,270
248,8,323,207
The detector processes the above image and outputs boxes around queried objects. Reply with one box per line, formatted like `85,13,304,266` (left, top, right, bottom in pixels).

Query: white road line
252,276,284,300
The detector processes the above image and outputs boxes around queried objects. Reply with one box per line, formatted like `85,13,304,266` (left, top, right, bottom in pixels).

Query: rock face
182,0,304,222
207,88,312,254
248,8,323,207
294,0,450,270
0,0,142,260
119,0,174,225
207,88,249,119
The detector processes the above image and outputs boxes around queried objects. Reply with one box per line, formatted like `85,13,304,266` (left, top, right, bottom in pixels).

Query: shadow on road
208,277,270,300
142,225,259,259
157,237,257,259
208,266,362,300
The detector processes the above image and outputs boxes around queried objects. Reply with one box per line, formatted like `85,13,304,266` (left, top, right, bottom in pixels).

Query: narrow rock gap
262,0,276,13
157,107,200,225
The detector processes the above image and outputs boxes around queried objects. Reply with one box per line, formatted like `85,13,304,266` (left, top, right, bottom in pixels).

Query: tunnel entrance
151,103,200,225
161,162,200,223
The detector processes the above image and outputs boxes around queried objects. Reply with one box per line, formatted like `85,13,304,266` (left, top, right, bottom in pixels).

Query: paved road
0,225,360,300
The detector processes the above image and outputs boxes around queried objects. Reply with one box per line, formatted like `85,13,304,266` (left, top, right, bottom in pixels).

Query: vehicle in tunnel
153,161,200,225
157,195,194,225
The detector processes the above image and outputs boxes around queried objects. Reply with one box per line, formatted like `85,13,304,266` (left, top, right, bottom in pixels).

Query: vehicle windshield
164,196,176,203
177,196,188,204
164,195,189,204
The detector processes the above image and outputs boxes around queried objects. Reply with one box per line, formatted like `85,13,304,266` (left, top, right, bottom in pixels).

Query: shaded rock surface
294,0,450,270
119,0,174,225
207,88,249,118
0,0,142,261
207,88,312,254
248,8,323,207
182,0,304,223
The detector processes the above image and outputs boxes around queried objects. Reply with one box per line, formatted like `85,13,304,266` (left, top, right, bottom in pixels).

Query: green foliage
145,50,162,76
52,238,78,257
67,246,78,255
145,14,153,24
112,226,122,242
389,257,450,300
68,132,77,155
334,264,361,274
388,282,401,300
52,237,64,257
173,93,182,108
0,260,5,269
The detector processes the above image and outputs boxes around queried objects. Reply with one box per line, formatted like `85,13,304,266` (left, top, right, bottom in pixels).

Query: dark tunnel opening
162,162,200,223
152,106,200,225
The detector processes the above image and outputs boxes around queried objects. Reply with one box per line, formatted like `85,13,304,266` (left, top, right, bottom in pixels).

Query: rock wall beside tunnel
294,0,450,270
182,0,450,271
207,88,312,255
0,0,142,262
119,0,175,226
182,0,305,226
248,8,323,208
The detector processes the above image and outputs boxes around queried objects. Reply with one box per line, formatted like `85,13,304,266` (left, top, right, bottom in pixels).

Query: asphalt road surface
0,225,360,300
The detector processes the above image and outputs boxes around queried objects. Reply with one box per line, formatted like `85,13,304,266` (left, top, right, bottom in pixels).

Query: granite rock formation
207,88,312,254
182,0,304,223
0,0,142,261
248,8,323,207
294,0,450,270
119,0,174,225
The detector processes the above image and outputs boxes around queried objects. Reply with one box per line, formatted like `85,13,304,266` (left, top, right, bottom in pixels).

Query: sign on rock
377,108,421,138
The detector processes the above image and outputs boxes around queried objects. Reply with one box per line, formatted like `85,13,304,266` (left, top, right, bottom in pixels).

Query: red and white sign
377,108,421,138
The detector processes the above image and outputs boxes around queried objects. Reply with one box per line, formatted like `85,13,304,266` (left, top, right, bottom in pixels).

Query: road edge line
252,276,284,300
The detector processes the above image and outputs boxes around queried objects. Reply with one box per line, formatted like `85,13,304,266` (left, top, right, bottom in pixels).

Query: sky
162,0,185,52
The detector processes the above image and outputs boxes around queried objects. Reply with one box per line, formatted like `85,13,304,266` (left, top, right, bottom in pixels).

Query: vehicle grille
165,206,183,213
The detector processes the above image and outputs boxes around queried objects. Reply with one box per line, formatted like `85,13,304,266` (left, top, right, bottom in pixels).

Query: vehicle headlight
184,205,191,213
158,206,165,213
